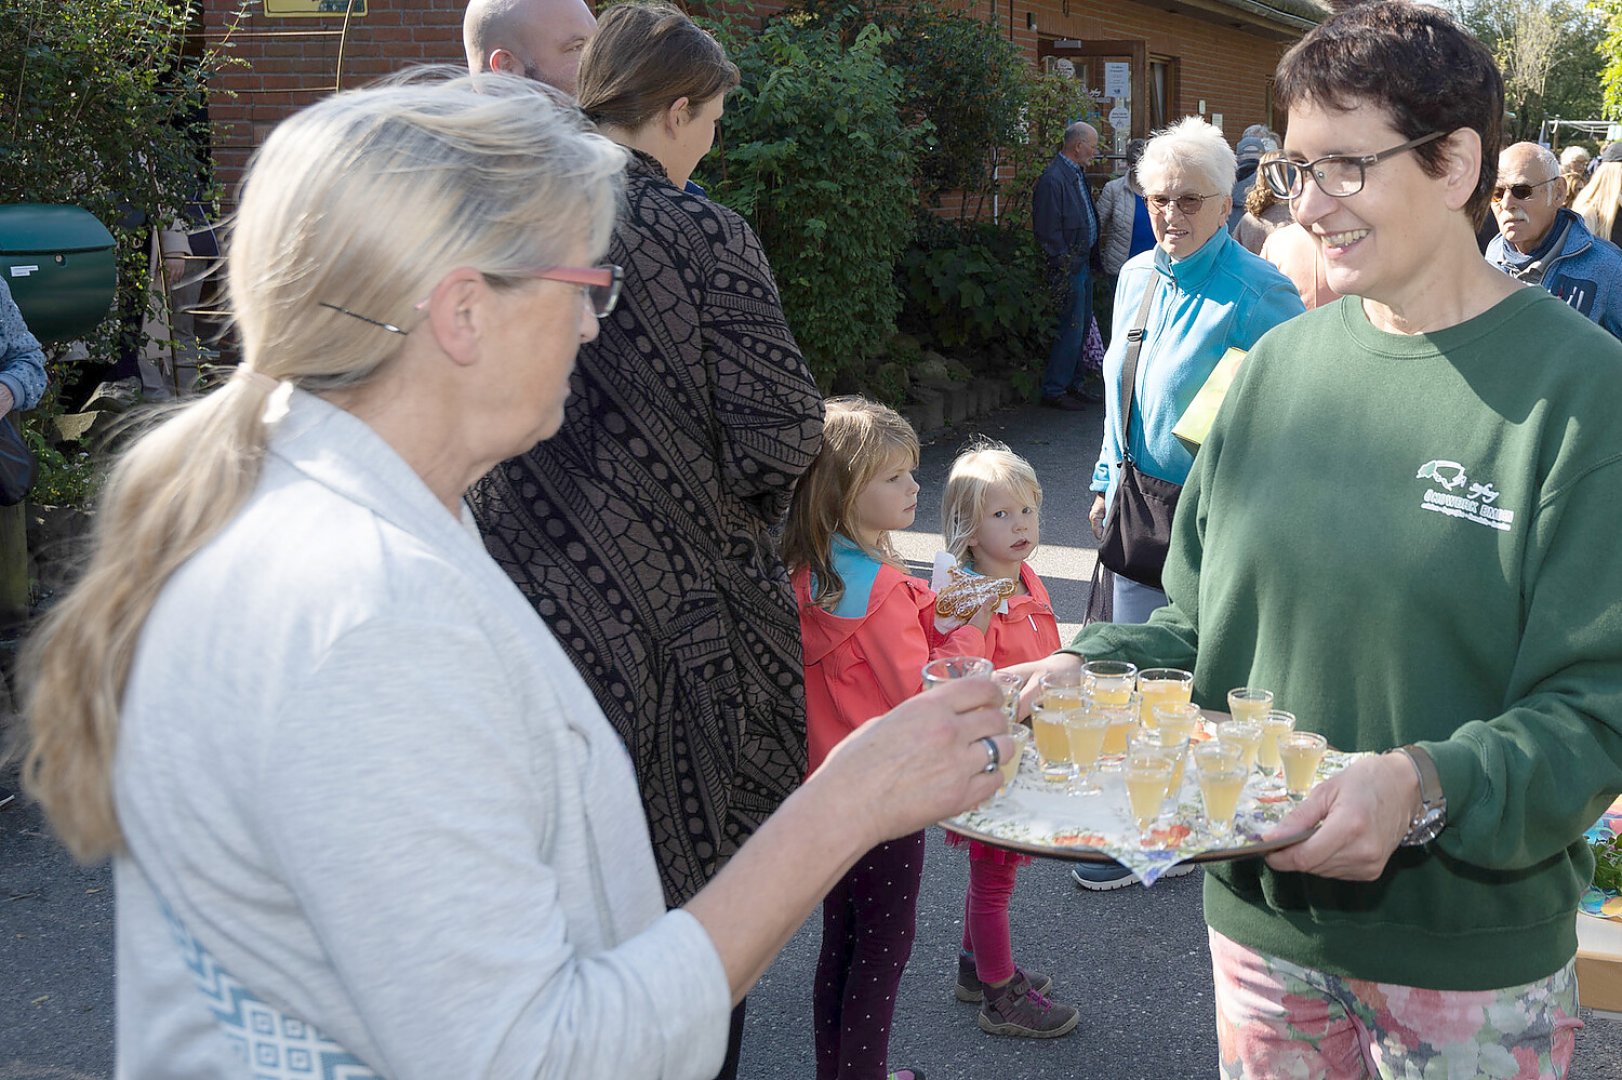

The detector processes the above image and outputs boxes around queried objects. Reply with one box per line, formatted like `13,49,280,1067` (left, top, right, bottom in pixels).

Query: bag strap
1117,278,1160,464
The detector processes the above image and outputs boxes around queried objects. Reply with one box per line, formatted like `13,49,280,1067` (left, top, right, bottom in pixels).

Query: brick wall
203,1,467,206
201,0,1297,207
1020,0,1293,140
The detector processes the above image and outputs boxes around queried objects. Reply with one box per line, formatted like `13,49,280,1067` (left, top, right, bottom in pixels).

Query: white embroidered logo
1415,460,1515,532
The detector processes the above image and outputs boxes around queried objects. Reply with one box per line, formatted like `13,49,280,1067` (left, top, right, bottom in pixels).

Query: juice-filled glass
1129,728,1190,819
1279,731,1329,800
997,725,1030,795
1227,686,1274,726
1082,660,1138,706
1039,670,1086,712
1193,743,1247,840
1138,668,1193,721
1217,719,1263,772
923,656,995,690
1096,694,1141,770
993,671,1025,726
1256,710,1297,780
1030,702,1074,783
1153,702,1202,745
1124,750,1175,846
1064,707,1108,795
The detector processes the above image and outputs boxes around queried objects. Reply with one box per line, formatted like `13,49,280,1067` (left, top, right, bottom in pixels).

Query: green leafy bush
898,219,1053,367
1594,833,1622,893
700,12,919,389
796,0,1027,212
0,0,229,504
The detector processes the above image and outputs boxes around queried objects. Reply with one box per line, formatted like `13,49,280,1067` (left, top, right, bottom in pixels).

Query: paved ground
3,398,1621,1077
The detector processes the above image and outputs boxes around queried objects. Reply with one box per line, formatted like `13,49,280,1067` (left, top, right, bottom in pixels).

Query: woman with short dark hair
1019,3,1622,1073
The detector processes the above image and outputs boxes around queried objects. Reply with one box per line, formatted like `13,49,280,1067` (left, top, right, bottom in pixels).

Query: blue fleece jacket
0,278,47,413
1486,208,1622,340
1092,229,1304,507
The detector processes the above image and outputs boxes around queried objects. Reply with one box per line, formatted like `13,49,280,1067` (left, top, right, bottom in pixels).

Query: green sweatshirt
1073,289,1622,990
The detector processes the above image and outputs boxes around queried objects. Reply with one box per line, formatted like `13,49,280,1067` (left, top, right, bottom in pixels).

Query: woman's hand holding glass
820,677,1011,847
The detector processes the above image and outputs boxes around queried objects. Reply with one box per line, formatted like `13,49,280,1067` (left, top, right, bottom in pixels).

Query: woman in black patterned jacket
468,2,823,924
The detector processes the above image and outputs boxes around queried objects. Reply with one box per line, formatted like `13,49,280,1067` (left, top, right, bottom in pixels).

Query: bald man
1486,141,1622,340
463,0,597,95
1032,121,1102,409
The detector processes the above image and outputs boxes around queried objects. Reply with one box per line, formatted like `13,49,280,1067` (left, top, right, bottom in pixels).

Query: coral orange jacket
794,563,986,775
982,562,1061,668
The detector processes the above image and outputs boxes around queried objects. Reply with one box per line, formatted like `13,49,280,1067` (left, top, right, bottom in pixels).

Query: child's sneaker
978,979,1080,1039
954,951,1052,1003
887,1070,925,1080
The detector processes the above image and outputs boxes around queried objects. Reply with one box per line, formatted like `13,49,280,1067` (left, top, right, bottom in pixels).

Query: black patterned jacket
469,150,825,906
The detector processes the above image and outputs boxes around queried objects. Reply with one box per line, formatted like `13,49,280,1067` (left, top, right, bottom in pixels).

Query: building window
1149,56,1179,130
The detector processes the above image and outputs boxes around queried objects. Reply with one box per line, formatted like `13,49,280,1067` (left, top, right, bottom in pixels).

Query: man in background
1487,141,1622,340
463,0,597,96
1032,121,1101,411
1227,125,1277,231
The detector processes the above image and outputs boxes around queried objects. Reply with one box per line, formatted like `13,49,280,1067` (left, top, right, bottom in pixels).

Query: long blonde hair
940,440,1042,563
1574,161,1622,241
782,397,918,612
17,71,626,862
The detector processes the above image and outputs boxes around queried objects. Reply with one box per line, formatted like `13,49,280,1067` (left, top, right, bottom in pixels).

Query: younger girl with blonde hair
938,441,1077,1039
783,397,990,1080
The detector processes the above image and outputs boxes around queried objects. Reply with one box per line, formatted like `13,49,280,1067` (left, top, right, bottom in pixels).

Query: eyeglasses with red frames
509,264,624,319
318,263,624,335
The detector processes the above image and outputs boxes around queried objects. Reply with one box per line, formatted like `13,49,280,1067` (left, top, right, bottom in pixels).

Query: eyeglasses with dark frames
319,263,625,335
1144,192,1224,215
1491,177,1560,203
1261,131,1448,201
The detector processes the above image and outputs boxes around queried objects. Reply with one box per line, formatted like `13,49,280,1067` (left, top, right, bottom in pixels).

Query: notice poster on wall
1103,62,1130,101
263,0,369,16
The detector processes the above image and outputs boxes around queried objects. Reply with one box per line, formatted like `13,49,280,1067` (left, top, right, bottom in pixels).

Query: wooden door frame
1037,38,1150,141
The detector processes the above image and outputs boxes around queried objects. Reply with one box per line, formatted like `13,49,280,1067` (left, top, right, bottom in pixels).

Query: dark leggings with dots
812,830,926,1080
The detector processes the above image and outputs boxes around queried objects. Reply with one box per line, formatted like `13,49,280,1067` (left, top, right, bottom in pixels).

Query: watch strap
1393,745,1446,846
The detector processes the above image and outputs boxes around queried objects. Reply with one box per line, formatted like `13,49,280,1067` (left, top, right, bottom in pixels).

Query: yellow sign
263,0,369,16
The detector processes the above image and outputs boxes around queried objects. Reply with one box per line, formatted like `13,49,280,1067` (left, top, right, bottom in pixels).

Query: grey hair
1502,141,1559,180
1561,145,1592,169
231,68,626,389
16,70,628,862
1136,116,1236,196
1062,121,1097,152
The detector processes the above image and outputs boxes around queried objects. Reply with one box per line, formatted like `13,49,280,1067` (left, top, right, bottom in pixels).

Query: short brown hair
1274,1,1502,226
576,2,740,131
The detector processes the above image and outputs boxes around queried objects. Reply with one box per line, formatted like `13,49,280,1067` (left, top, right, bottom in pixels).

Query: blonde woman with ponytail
16,73,1009,1078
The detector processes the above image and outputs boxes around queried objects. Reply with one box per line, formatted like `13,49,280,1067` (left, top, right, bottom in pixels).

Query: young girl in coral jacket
937,441,1078,1040
783,398,990,1080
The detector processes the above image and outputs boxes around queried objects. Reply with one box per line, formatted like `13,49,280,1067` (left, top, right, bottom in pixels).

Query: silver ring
979,735,1001,774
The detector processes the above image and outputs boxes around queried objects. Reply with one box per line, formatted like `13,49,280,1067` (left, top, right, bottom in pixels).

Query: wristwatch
1392,745,1447,847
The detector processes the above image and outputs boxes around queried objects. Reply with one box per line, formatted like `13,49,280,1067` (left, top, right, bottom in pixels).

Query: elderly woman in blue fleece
0,277,49,422
1089,116,1304,625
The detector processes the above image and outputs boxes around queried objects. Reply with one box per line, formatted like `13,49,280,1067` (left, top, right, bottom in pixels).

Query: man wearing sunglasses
1485,141,1622,340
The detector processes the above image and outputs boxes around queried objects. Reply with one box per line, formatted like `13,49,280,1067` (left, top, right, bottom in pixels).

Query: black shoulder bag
1096,281,1181,590
0,412,36,507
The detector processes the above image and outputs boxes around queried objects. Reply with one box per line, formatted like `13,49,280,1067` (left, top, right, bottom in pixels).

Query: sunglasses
319,263,625,335
1491,177,1559,203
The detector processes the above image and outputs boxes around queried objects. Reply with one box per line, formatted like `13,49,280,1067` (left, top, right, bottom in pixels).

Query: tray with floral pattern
941,712,1359,885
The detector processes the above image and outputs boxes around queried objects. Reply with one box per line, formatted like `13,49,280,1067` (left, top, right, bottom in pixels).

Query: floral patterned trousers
1209,928,1581,1079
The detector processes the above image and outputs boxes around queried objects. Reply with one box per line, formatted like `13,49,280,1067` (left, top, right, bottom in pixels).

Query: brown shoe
978,978,1079,1038
954,951,1052,1003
